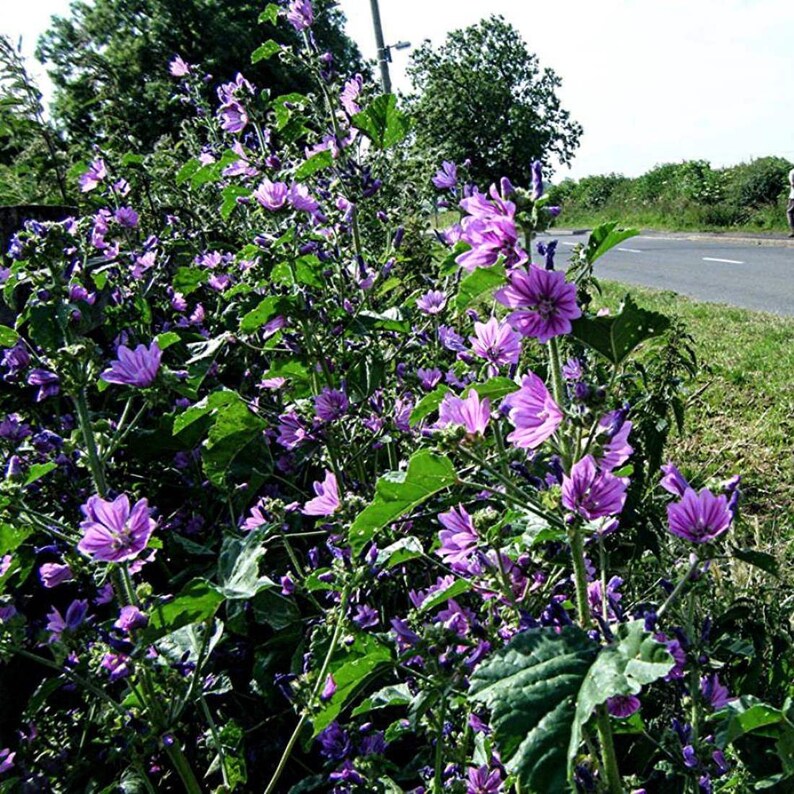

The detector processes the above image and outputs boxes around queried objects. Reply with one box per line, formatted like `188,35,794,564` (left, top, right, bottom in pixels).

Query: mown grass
594,282,794,543
557,206,790,235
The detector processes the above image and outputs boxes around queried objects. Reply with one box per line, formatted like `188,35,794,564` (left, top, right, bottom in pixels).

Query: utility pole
369,0,392,94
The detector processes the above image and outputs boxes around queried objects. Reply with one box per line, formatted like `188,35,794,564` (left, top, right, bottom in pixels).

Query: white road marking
618,247,643,253
561,242,577,247
702,257,744,264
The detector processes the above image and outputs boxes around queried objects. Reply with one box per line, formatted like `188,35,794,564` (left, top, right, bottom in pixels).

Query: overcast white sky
4,0,794,180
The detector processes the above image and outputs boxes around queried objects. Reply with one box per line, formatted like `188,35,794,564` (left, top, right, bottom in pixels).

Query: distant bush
556,156,793,232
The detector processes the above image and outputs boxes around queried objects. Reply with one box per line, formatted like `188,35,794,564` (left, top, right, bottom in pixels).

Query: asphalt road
538,231,794,316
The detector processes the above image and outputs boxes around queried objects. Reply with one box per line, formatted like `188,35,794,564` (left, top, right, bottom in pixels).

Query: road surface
538,231,794,316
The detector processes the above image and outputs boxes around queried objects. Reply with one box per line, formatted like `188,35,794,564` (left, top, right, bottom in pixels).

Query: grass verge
595,281,794,537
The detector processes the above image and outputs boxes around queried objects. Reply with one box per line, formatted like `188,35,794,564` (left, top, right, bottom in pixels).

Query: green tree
37,0,363,150
0,36,69,204
406,15,582,187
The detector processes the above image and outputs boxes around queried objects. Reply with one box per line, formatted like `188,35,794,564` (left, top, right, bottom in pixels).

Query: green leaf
351,94,412,150
146,579,224,640
470,625,597,792
202,400,267,488
251,40,281,64
0,325,19,347
0,523,33,555
239,296,283,333
294,149,333,179
258,3,280,24
311,637,392,736
716,696,788,744
352,683,412,717
470,622,673,790
456,264,506,309
569,621,674,776
271,255,324,288
23,462,57,487
221,185,251,221
173,390,240,435
731,547,780,578
418,578,472,612
173,266,209,296
409,385,451,426
218,529,274,600
585,222,640,264
570,295,671,365
155,331,181,351
464,377,519,402
375,537,424,570
176,158,201,185
348,451,457,553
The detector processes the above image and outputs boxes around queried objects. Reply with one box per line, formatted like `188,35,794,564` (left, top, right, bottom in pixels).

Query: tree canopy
37,0,363,150
406,16,582,187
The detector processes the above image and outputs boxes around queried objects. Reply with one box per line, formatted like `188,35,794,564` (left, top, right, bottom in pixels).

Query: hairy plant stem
656,555,700,620
432,694,448,793
73,389,108,497
73,393,202,792
547,337,572,469
264,588,351,794
568,523,623,794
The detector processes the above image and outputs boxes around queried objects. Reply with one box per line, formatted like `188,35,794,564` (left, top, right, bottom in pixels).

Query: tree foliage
36,0,363,150
406,15,582,187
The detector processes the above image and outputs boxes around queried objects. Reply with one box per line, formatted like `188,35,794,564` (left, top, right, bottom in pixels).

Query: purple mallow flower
314,387,349,422
437,504,479,573
302,470,340,516
0,555,11,577
502,372,562,449
219,100,248,134
562,455,628,520
466,764,503,794
114,206,139,228
667,487,733,544
596,409,633,472
115,605,148,632
432,161,458,190
78,494,157,563
470,317,521,369
46,598,89,642
39,562,73,589
27,369,60,401
607,695,641,718
253,179,288,211
79,158,107,192
495,265,581,344
169,55,191,77
101,341,161,388
286,0,314,31
701,673,732,709
320,674,337,702
0,748,15,774
660,462,689,497
416,290,447,315
438,390,490,435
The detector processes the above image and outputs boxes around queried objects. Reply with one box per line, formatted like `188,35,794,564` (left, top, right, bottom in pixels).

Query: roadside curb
550,227,794,249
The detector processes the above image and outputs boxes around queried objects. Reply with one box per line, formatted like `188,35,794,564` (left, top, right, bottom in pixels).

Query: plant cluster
552,157,794,232
0,3,792,793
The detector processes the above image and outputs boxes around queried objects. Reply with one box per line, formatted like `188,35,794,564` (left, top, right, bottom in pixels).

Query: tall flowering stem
568,521,623,793
547,337,571,468
264,588,351,794
74,390,108,497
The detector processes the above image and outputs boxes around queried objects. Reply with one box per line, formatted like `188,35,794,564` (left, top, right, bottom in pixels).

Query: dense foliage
1,4,792,793
35,0,363,153
552,156,794,232
406,16,582,188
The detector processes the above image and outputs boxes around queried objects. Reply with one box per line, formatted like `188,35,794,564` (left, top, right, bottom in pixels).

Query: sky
4,0,794,180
